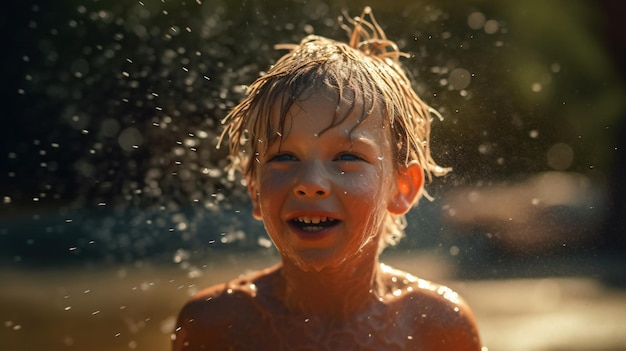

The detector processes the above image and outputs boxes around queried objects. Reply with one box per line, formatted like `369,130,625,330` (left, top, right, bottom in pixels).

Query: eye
336,153,364,162
268,153,298,162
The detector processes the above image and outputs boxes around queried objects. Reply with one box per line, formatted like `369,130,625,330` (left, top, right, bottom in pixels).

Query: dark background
1,0,625,279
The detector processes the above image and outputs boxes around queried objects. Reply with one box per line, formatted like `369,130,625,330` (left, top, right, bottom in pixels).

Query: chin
287,243,375,273
289,252,349,273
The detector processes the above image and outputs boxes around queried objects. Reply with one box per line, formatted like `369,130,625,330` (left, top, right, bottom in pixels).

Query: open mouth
289,216,340,232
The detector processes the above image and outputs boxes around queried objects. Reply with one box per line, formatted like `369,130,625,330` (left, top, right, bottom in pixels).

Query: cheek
259,168,292,191
344,173,379,194
345,168,397,220
257,169,292,211
339,172,390,213
342,165,392,195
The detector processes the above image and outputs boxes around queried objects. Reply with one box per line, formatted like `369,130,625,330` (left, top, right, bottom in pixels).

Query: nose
293,161,330,198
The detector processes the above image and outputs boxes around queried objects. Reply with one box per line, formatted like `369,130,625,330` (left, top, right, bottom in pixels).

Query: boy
173,7,481,350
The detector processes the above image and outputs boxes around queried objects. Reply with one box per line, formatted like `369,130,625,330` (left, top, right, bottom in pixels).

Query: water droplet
484,19,499,34
257,236,273,248
118,127,144,151
448,68,471,90
449,245,460,256
531,83,542,93
467,12,486,30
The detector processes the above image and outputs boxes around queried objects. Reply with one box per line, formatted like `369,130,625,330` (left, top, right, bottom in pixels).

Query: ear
387,161,424,215
247,178,263,220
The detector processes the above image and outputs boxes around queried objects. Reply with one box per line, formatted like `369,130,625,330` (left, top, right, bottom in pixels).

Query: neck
278,250,385,319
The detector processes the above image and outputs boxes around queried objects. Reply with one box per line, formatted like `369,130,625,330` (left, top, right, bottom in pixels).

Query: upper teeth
295,216,334,224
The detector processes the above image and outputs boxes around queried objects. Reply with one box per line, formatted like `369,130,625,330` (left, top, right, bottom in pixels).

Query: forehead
265,87,387,143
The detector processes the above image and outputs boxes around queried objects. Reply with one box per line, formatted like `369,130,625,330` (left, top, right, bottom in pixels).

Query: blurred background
1,0,625,350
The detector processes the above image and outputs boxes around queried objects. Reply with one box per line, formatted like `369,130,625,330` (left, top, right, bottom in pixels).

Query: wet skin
249,92,407,273
173,93,481,350
173,265,480,350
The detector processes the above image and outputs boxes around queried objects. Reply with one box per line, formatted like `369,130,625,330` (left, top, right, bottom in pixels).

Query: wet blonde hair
219,7,450,249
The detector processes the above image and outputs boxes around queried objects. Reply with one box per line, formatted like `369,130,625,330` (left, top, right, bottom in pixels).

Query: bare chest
228,306,420,351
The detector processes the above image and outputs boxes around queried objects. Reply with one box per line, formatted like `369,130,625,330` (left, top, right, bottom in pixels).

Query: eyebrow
340,135,382,154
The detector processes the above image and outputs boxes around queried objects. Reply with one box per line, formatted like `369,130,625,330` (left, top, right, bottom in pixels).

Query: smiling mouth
290,216,340,232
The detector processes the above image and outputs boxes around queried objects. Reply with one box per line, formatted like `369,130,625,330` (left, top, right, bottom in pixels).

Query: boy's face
248,91,422,272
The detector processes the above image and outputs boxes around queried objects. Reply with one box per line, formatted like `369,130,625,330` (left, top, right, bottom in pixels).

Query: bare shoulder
172,265,280,351
382,264,482,351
